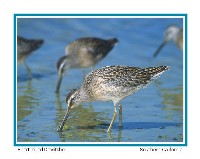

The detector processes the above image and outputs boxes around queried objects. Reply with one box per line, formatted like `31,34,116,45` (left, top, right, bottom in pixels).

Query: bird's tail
107,38,119,46
145,66,170,80
30,39,44,50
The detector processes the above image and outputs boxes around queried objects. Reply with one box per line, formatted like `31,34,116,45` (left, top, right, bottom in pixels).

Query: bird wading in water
55,37,118,93
17,36,44,78
57,65,169,133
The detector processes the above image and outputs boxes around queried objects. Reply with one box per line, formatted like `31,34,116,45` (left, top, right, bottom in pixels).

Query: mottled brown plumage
57,65,169,133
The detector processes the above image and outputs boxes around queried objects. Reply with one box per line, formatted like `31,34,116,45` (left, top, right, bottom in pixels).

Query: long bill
57,109,70,132
55,73,63,93
153,41,166,57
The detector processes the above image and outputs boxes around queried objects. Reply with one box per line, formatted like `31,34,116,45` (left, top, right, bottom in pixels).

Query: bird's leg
24,61,32,79
119,103,122,128
107,103,118,133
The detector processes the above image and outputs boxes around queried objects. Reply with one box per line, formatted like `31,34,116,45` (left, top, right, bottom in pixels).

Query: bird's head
56,55,70,75
56,88,81,132
164,25,180,42
65,89,81,112
55,55,71,93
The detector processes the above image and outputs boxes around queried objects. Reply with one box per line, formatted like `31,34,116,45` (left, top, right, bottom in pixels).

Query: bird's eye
66,89,77,106
70,96,75,102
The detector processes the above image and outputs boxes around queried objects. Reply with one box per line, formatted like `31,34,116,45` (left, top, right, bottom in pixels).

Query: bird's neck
77,86,93,102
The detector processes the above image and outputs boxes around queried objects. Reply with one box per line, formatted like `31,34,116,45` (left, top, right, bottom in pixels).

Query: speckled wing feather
85,65,169,88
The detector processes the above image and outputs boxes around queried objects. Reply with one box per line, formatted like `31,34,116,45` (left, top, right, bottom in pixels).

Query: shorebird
55,37,118,93
153,25,183,57
17,36,44,77
57,65,169,133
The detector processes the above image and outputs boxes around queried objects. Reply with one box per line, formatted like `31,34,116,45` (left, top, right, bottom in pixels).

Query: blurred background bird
17,36,44,78
55,37,118,93
153,25,183,57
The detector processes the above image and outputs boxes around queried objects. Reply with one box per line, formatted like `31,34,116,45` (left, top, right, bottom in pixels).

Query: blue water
17,17,183,143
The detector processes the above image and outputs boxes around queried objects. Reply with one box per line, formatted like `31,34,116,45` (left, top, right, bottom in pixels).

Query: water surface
17,17,184,143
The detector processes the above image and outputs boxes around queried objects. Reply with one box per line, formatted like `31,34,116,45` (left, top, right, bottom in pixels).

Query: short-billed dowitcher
153,25,183,57
17,36,44,77
55,37,118,93
57,65,169,133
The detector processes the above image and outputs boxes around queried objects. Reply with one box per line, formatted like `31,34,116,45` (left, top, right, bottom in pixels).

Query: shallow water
17,17,184,143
